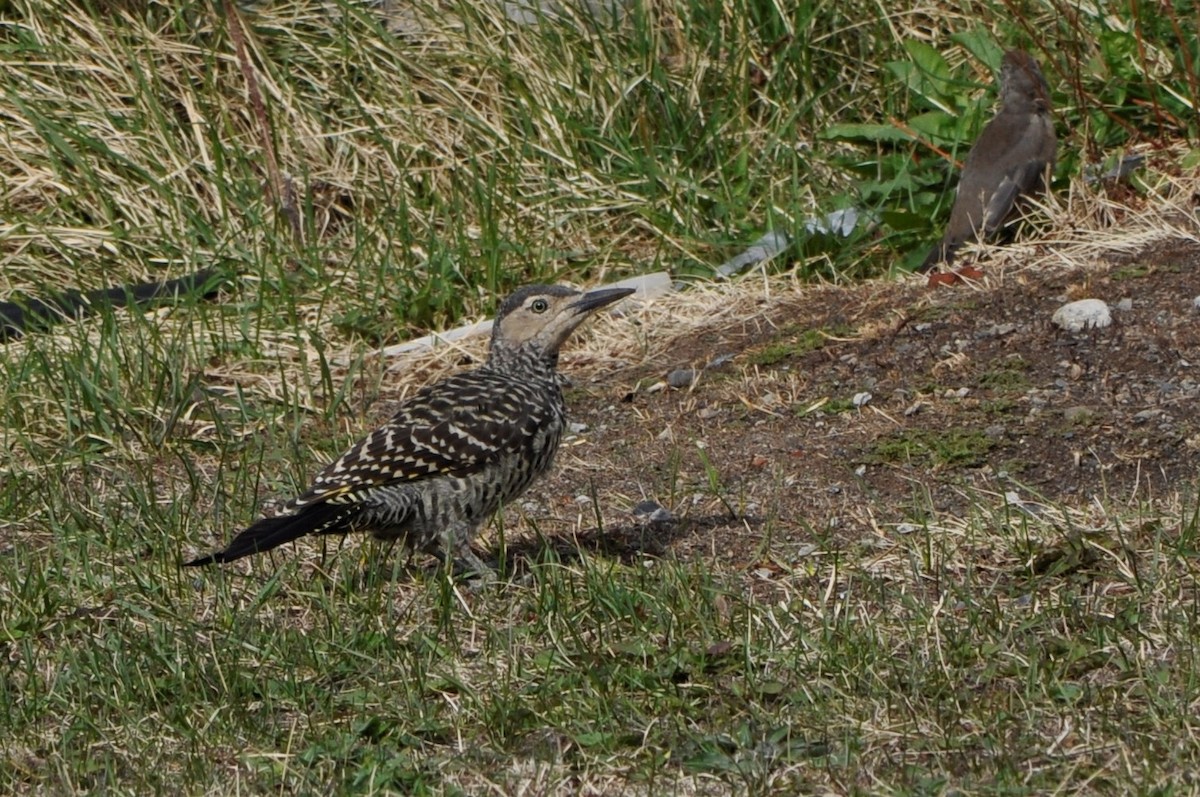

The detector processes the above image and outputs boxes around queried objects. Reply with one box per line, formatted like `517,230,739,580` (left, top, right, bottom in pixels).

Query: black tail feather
185,501,356,566
0,268,225,342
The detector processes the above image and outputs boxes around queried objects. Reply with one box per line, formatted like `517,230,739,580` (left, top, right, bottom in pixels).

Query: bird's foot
445,549,498,591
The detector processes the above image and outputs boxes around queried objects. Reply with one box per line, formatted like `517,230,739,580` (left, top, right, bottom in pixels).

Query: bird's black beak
571,286,636,315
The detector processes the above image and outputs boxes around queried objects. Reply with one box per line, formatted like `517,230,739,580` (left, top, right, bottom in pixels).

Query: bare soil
521,238,1200,578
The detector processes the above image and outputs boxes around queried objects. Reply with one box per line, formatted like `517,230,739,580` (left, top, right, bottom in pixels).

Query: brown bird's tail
185,501,357,566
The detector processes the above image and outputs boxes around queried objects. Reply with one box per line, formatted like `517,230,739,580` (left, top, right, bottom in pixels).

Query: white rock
852,391,872,408
608,271,673,302
380,318,493,359
371,275,660,362
1052,299,1112,332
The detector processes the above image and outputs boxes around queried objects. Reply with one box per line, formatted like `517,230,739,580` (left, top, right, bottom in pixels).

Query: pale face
493,289,589,354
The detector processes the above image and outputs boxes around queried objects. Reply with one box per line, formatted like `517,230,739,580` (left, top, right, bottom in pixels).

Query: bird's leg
440,521,496,584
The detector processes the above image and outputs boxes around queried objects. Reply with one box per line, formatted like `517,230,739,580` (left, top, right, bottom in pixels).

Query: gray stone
706,353,735,369
667,369,698,388
980,322,1018,338
632,500,674,524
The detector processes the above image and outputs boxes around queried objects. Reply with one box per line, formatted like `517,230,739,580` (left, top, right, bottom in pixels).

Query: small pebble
706,353,735,369
852,391,872,408
981,323,1017,338
667,369,698,388
632,500,674,523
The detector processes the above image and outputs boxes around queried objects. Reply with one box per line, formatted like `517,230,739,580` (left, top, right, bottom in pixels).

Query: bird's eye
530,298,549,313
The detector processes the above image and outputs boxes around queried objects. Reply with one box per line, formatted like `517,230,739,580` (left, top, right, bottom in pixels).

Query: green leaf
906,110,959,141
881,209,931,232
821,122,913,143
951,29,1004,70
574,731,613,748
891,42,956,111
905,40,952,85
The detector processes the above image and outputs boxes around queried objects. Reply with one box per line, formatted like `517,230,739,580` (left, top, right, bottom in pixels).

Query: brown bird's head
999,49,1051,115
487,284,635,369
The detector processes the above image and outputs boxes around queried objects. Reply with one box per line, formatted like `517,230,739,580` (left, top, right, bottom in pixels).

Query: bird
185,283,635,578
920,49,1057,272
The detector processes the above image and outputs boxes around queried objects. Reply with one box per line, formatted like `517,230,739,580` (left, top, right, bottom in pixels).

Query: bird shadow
338,513,752,588
490,512,749,577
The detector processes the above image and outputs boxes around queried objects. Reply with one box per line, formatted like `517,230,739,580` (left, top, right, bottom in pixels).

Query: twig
221,0,304,244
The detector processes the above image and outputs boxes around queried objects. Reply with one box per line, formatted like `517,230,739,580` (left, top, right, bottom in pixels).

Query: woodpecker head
488,284,634,367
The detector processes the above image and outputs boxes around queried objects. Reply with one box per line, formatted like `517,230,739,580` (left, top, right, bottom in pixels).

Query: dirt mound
527,237,1200,573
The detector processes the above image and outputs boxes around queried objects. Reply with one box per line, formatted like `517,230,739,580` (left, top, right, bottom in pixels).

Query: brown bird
920,49,1056,272
185,284,633,579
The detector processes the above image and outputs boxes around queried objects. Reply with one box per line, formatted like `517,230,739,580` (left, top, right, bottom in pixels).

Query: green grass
3,0,1200,793
747,326,846,367
6,487,1200,793
872,429,996,469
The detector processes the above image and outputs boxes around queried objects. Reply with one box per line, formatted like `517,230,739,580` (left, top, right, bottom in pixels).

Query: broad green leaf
952,29,1004,70
820,122,913,143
